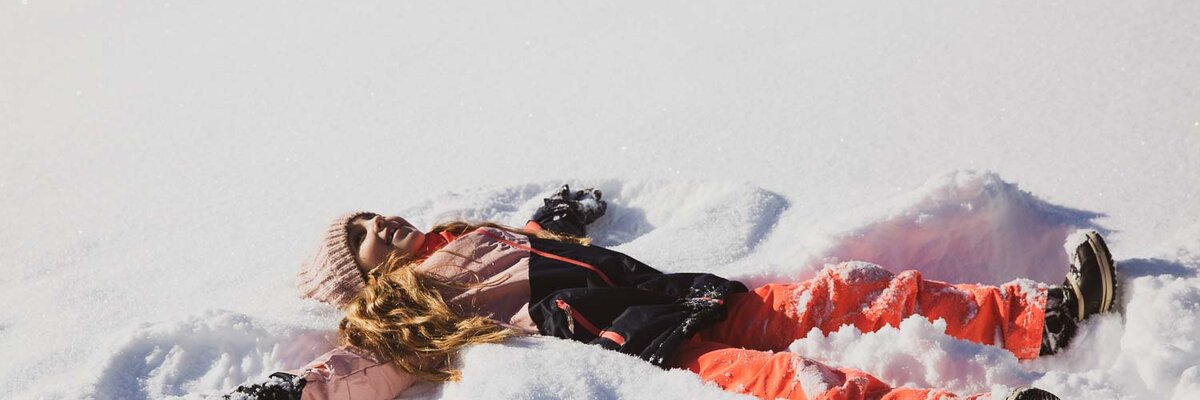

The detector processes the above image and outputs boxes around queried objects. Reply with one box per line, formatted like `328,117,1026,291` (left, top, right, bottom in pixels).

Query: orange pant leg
701,262,1047,360
673,340,988,400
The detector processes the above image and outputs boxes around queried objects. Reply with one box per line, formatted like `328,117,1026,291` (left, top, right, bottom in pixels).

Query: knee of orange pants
672,339,982,400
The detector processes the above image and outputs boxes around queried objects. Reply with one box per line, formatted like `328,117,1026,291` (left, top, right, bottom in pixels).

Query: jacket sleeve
530,274,747,368
287,346,416,400
524,218,588,237
525,236,669,290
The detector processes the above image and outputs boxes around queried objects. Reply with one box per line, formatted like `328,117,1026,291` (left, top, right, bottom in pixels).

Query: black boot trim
1040,285,1079,356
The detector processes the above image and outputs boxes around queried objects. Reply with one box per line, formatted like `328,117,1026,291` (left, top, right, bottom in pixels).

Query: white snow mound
809,170,1104,285
786,316,1037,396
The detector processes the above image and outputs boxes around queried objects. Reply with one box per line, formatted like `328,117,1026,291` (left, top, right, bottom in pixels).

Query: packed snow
3,1,1199,400
788,317,1034,397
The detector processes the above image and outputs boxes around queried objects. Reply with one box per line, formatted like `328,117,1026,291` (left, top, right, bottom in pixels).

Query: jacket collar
414,230,458,258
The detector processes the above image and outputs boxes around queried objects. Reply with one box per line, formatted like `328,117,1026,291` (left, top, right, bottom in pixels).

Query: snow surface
3,1,1199,399
788,317,1035,397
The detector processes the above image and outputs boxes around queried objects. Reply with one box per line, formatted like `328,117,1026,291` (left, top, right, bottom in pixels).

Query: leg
700,262,1047,360
672,339,989,400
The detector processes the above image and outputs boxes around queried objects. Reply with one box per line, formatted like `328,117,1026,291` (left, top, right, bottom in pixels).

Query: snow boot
1039,285,1078,355
1005,387,1060,400
1040,231,1117,355
1064,231,1117,321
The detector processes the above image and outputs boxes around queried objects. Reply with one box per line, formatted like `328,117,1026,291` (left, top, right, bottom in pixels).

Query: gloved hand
530,184,608,237
224,372,305,400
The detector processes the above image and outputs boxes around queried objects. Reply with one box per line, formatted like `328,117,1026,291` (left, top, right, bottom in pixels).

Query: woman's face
347,214,426,276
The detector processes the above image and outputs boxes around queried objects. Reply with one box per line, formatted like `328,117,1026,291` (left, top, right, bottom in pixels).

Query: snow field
60,172,1193,399
4,1,1199,399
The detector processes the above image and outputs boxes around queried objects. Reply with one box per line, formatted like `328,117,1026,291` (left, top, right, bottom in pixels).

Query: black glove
531,184,608,237
224,372,305,400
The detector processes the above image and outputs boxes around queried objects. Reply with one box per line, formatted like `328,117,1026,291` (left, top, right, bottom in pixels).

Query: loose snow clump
787,317,1038,396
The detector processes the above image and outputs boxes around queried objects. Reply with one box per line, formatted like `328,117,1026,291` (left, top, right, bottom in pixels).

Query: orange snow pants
673,262,1048,400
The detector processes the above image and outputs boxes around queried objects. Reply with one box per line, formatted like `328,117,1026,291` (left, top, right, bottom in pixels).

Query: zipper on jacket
555,298,601,337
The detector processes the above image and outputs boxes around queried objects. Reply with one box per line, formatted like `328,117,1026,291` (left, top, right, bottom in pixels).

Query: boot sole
1069,231,1116,320
1088,231,1116,314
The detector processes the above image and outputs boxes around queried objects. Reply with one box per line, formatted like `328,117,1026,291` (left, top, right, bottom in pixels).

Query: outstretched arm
226,346,415,400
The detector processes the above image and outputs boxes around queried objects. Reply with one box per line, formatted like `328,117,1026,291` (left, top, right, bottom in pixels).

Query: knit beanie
296,211,375,308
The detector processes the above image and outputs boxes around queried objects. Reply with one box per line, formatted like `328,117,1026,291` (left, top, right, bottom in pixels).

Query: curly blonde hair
338,221,587,382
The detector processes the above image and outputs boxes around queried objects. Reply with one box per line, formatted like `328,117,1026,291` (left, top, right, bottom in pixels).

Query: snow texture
433,338,750,400
802,171,1105,286
3,1,1199,399
787,317,1038,395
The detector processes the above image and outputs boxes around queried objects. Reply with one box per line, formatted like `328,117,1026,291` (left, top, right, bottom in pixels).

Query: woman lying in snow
228,186,1116,400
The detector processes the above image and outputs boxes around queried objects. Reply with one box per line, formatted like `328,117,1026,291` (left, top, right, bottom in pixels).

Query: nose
369,214,387,231
372,216,397,240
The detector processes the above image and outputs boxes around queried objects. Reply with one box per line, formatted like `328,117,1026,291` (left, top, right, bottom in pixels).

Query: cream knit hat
296,211,375,308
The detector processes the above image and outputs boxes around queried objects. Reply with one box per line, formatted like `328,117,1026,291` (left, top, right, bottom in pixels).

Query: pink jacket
294,227,535,400
289,347,415,400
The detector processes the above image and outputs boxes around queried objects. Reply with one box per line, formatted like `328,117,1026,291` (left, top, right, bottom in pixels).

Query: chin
401,232,426,253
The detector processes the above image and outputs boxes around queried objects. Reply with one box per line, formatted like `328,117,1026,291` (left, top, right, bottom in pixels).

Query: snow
792,358,836,396
3,1,1199,399
797,171,1106,286
1011,279,1051,309
436,337,749,400
835,261,896,285
788,317,1037,395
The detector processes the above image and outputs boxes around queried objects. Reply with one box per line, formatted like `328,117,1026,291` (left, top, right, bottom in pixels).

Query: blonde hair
338,221,587,382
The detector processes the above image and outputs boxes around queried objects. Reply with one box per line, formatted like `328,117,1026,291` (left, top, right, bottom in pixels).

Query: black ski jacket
519,235,749,366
